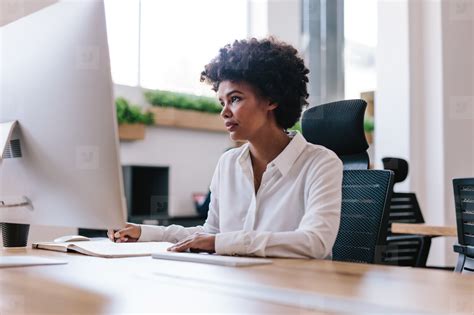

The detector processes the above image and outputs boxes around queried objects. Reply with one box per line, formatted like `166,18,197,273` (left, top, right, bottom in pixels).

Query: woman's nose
220,104,232,119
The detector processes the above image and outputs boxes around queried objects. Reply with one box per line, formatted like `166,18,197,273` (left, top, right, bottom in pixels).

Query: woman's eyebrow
218,90,243,101
225,90,243,97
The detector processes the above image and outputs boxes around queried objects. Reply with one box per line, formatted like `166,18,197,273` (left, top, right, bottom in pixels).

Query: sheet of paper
0,256,67,268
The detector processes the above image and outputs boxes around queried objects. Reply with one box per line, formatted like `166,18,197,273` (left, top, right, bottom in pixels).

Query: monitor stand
1,121,19,159
1,121,31,247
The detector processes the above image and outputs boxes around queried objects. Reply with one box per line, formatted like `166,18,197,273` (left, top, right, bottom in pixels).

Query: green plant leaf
364,116,374,133
144,90,221,114
115,97,155,125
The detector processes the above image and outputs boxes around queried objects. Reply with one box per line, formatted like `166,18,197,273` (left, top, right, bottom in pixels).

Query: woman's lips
225,122,238,131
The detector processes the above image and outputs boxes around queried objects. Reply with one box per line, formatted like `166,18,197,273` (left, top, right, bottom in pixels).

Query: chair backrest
387,193,425,234
381,157,425,233
332,169,394,264
452,178,474,247
301,99,369,170
382,157,408,184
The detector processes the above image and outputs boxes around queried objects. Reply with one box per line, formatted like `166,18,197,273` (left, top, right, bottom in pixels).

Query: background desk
392,223,457,237
1,248,473,314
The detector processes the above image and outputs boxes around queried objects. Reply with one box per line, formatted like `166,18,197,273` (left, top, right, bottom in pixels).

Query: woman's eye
231,96,240,103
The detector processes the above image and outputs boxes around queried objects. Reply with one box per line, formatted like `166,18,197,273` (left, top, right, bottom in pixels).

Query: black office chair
452,178,474,274
332,169,394,264
381,157,432,267
301,99,394,263
301,99,369,170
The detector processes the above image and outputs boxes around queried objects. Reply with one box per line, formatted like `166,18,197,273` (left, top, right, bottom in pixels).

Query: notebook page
70,240,173,258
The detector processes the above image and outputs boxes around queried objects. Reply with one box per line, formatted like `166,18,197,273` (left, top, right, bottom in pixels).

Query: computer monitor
0,1,126,231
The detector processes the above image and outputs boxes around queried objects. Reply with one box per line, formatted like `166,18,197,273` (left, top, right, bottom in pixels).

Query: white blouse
139,131,343,259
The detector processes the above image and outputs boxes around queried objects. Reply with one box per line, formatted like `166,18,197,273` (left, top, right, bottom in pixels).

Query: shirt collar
237,131,308,177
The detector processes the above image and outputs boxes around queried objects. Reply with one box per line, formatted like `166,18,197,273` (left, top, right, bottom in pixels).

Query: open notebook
33,239,173,258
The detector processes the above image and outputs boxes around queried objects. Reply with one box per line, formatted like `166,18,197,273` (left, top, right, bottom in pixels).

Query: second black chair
381,157,432,267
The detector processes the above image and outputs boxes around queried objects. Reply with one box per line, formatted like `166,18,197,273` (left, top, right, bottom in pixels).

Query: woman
109,37,342,259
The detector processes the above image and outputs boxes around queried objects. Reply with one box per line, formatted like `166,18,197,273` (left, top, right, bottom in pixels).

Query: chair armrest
453,244,474,257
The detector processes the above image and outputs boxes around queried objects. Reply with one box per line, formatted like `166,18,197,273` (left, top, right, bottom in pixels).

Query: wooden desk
1,247,473,314
392,223,457,237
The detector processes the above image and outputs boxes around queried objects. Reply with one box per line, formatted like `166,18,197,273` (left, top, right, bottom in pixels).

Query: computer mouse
53,235,90,243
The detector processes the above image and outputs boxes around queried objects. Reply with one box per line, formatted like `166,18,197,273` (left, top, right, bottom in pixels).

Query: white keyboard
152,252,272,267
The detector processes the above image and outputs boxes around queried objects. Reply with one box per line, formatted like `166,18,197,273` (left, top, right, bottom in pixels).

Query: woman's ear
268,100,278,111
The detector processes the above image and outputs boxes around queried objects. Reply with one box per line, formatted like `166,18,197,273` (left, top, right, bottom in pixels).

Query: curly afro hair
200,37,309,130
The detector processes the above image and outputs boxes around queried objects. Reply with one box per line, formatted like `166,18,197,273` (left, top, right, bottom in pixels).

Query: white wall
376,0,474,266
120,127,233,217
438,0,474,264
375,0,411,191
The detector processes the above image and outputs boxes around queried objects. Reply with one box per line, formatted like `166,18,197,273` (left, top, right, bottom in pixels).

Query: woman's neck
248,127,292,167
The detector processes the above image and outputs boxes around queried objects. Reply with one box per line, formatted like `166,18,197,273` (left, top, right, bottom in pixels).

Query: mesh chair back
453,178,474,247
333,170,394,264
302,99,369,170
381,157,431,267
383,235,431,267
387,193,425,234
382,194,430,266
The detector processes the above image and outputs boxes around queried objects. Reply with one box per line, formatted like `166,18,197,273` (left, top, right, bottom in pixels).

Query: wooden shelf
118,123,146,141
148,107,226,133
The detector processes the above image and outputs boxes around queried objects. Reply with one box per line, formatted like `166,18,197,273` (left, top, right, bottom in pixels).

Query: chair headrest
382,157,409,183
301,99,369,156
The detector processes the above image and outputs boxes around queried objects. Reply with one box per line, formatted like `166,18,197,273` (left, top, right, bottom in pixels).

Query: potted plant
116,97,154,141
144,90,225,132
364,116,374,144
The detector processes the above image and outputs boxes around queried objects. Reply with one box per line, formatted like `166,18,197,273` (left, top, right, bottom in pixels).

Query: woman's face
217,80,277,141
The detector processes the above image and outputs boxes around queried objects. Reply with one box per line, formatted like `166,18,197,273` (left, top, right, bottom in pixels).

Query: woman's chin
229,131,245,142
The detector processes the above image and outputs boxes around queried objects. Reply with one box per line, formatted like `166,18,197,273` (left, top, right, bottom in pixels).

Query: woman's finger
171,234,195,247
168,239,194,252
114,226,133,239
107,229,115,241
168,239,192,251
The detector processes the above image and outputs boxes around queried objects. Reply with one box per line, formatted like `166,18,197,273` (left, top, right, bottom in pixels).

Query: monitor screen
0,0,126,230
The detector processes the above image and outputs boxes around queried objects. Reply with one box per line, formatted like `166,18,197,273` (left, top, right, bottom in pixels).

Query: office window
104,0,140,86
302,0,345,106
105,0,248,95
344,0,377,99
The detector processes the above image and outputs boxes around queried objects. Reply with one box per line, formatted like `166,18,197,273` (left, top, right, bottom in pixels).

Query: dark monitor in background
122,165,169,223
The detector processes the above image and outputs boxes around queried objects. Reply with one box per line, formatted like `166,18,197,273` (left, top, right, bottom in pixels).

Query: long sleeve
214,153,342,259
138,158,221,243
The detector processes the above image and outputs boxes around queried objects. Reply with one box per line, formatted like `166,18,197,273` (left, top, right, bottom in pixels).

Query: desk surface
392,223,457,237
1,247,473,314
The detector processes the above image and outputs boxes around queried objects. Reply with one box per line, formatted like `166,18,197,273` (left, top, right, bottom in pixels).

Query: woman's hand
167,232,216,253
107,223,141,243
